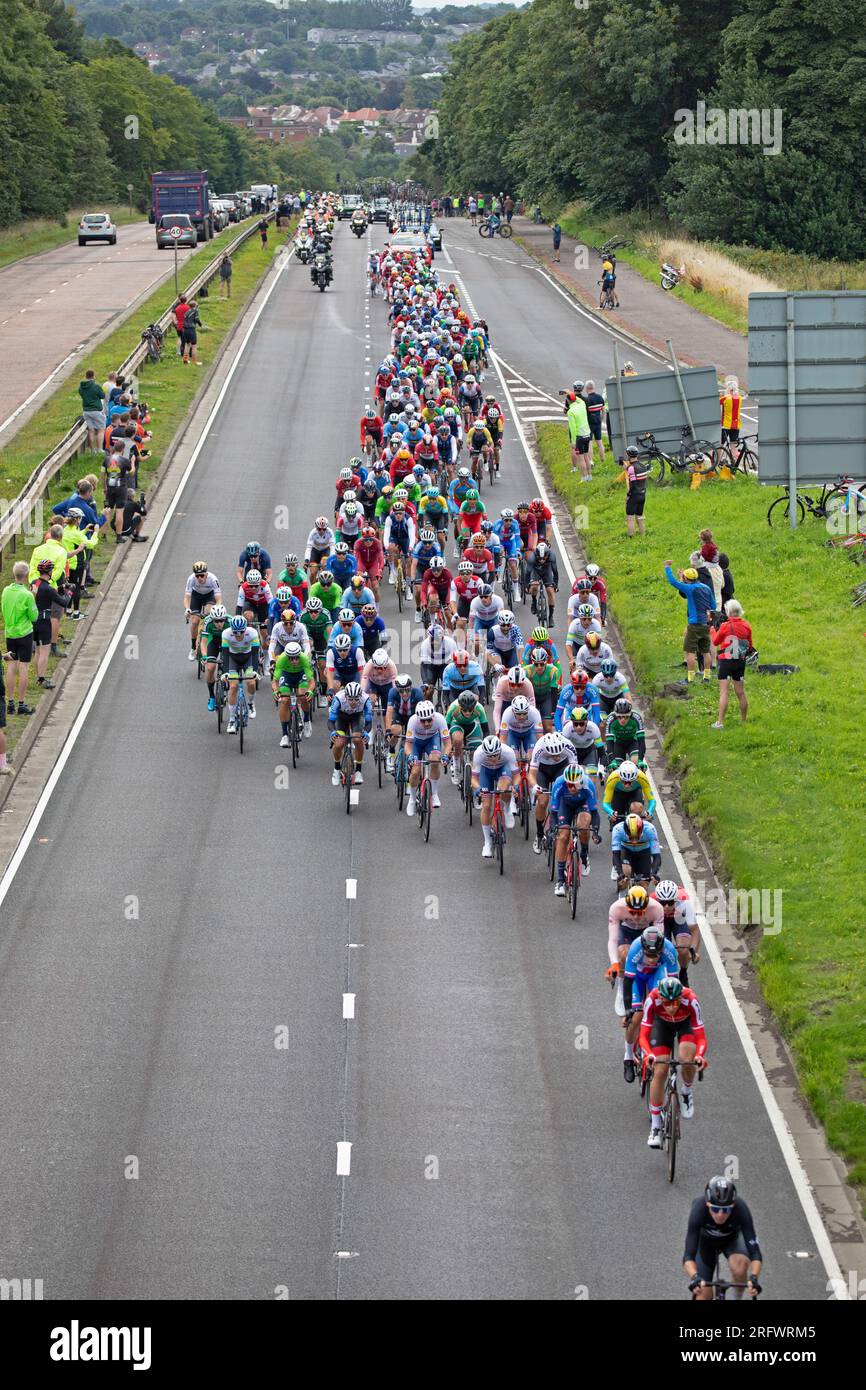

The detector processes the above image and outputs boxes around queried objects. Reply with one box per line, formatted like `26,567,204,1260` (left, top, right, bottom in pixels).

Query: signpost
127,182,134,217
169,223,183,296
605,357,721,460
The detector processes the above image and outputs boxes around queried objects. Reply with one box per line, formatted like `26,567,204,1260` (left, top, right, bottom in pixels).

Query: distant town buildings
223,103,435,156
306,29,424,47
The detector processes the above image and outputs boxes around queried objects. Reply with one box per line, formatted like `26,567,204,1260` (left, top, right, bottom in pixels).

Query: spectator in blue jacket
52,479,106,533
665,562,715,683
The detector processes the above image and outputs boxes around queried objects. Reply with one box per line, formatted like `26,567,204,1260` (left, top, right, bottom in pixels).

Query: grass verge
537,420,866,1191
0,218,294,755
0,205,144,272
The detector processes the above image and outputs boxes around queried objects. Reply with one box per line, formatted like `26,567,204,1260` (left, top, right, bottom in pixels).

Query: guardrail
0,212,274,568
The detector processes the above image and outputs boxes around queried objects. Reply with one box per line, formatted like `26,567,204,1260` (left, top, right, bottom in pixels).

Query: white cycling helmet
541,732,568,758
245,569,262,585
655,879,680,903
511,695,530,716
481,735,502,757
416,701,436,720
618,760,639,784
371,648,389,668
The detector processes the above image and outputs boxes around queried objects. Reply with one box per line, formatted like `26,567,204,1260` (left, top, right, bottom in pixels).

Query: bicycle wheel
499,223,513,239
503,568,514,610
343,748,354,815
521,784,530,840
478,223,490,239
548,826,556,882
238,702,245,755
464,762,473,820
496,820,505,875
666,1088,681,1183
290,708,302,768
737,445,758,475
639,448,666,485
196,647,202,680
487,450,495,487
767,493,805,528
375,731,384,788
396,753,406,812
396,567,404,613
216,685,224,735
825,483,866,533
570,843,581,919
536,586,549,628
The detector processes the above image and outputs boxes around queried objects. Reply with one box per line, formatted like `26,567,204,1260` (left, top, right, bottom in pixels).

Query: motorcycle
313,253,332,292
350,214,367,238
295,241,311,264
661,262,685,291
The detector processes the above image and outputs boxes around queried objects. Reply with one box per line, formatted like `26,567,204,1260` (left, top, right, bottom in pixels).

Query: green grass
537,421,866,1191
0,205,144,272
0,218,294,753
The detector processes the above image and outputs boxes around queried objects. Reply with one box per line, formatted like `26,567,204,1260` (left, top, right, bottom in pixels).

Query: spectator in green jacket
2,562,39,715
567,390,592,480
78,370,106,453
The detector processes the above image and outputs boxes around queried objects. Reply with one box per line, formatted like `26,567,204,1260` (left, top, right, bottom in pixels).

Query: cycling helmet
395,673,413,691
425,485,440,497
230,615,247,632
333,634,352,653
319,570,334,585
536,541,550,558
246,542,261,554
570,706,590,723
284,641,302,660
315,516,329,530
571,668,589,688
344,502,359,517
480,519,493,532
339,467,353,482
392,502,405,514
507,666,525,684
457,560,473,574
625,885,649,911
585,563,601,579
500,507,514,521
457,689,477,711
600,659,617,677
275,586,292,603
361,603,377,618
479,583,494,599
419,529,436,544
36,558,55,574
416,701,436,721
306,597,323,613
245,569,262,586
344,681,363,703
429,556,445,571
517,501,530,512
575,577,592,592
210,604,227,621
338,609,355,623
541,732,567,757
464,488,479,502
585,633,601,650
705,1175,736,1207
655,880,680,904
640,926,664,956
530,646,549,665
572,381,584,393
365,407,376,419
626,445,640,460
618,760,638,785
576,604,594,621
453,650,470,668
481,735,502,757
192,560,208,576
371,648,389,668
511,695,530,716
613,698,632,717
350,576,365,591
530,626,549,643
457,467,470,480
498,610,514,626
624,813,644,841
563,764,584,786
349,457,363,471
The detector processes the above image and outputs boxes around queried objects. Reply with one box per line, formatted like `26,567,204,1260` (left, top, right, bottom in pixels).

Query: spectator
689,548,723,616
30,523,71,659
625,448,651,536
718,552,735,608
32,559,71,688
468,195,478,225
181,299,202,366
104,448,133,538
52,478,106,534
584,379,606,466
102,369,118,402
504,194,515,224
552,221,562,263
78,370,105,453
172,295,189,356
258,217,268,247
711,599,752,727
61,510,97,617
219,253,233,298
2,561,38,715
567,389,591,480
664,561,715,684
0,655,9,773
118,487,148,544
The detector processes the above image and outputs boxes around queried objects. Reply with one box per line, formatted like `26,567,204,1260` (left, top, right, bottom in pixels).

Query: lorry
249,184,277,209
150,170,213,242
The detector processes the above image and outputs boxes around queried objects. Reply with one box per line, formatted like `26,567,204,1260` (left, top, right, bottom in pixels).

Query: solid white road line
443,241,846,1295
0,248,292,910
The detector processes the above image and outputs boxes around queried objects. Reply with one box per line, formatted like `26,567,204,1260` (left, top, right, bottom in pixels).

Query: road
0,220,828,1300
0,220,200,440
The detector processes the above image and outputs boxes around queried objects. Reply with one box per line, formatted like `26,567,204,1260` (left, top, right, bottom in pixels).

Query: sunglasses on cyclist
707,1204,734,1214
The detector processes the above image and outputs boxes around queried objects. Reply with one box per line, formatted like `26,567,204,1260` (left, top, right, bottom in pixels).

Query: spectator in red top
172,295,189,357
710,600,752,728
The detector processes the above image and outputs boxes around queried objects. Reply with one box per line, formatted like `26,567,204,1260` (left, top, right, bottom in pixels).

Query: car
209,201,228,233
370,198,392,224
338,194,363,220
388,231,430,252
155,213,197,250
427,221,442,250
217,197,240,223
78,212,117,246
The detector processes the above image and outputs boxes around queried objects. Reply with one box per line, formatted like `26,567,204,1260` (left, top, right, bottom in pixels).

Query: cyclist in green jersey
272,642,316,745
445,690,489,785
308,570,343,620
200,604,230,711
525,646,561,732
300,597,331,700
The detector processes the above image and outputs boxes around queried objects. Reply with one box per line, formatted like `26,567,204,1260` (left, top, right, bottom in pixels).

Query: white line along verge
444,248,848,1296
343,993,356,1020
336,1141,352,1176
0,250,293,913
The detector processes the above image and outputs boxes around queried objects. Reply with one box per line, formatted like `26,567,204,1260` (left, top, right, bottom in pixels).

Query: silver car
155,214,197,249
78,212,117,246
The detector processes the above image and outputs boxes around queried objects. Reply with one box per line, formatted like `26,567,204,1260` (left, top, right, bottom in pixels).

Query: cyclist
184,561,221,662
549,764,600,895
574,630,613,677
442,647,485,705
567,575,602,623
480,395,505,471
458,373,484,433
528,729,575,854
555,666,602,731
684,1178,763,1301
640,976,707,1145
299,596,330,697
328,681,372,786
621,924,678,1081
446,688,489,784
611,810,662,887
606,698,646,764
418,556,456,629
528,497,552,543
447,469,474,553
342,573,376,619
602,759,655,825
466,418,494,486
524,645,561,732
520,625,560,676
329,541,357,593
276,554,309,609
493,509,523,600
526,539,558,624
566,606,603,666
304,517,335,583
560,704,604,774
200,603,230,711
268,598,310,671
308,568,343,621
499,694,542,803
236,541,272,585
360,405,384,457
471,734,519,859
652,879,701,983
272,641,316,744
418,485,450,548
411,528,443,619
385,672,423,770
584,562,607,620
606,885,666,1037
419,621,456,702
405,700,451,816
326,630,364,693
382,501,416,594
592,658,630,731
358,602,388,661
354,527,385,601
361,646,398,715
220,614,260,735
236,569,272,643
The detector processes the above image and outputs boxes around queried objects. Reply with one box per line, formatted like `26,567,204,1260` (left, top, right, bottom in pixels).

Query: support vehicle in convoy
150,170,213,242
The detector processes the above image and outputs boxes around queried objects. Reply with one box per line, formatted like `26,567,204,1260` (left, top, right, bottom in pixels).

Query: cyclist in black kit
683,1177,763,1300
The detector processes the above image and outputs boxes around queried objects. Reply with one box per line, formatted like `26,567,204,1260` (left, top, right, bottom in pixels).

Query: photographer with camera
118,488,149,545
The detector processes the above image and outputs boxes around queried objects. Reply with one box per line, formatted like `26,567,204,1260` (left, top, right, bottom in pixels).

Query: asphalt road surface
0,220,200,437
0,220,827,1300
